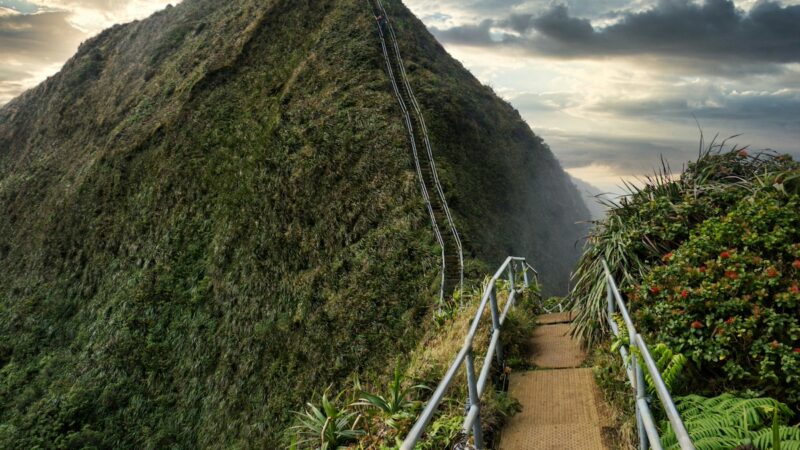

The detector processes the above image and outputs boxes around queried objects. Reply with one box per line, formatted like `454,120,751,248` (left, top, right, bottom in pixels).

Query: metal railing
369,0,449,302
400,257,536,450
602,259,695,450
375,0,465,294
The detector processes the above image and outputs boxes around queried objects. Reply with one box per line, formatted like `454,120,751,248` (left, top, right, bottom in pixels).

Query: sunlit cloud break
405,0,800,192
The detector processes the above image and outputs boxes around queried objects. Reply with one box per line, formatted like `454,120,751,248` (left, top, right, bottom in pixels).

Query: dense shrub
661,394,800,450
571,147,800,345
633,192,800,405
572,145,800,442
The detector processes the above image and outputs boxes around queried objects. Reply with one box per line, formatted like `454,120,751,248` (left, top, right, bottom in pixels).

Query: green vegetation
0,0,587,447
661,395,800,450
287,277,538,449
572,146,799,344
636,192,800,405
354,365,428,431
572,143,800,447
291,388,365,450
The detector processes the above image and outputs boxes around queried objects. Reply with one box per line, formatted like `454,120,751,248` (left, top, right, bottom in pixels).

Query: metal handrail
602,259,695,450
369,0,448,301
375,0,465,296
401,257,535,450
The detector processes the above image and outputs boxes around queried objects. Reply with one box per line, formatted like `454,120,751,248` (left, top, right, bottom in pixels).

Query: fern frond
663,395,796,450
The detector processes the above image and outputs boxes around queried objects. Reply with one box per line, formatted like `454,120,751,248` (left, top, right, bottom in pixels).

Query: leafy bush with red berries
633,191,800,406
572,145,800,414
571,146,799,345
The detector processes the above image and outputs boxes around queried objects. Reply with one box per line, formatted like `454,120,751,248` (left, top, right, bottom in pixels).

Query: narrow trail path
501,312,611,450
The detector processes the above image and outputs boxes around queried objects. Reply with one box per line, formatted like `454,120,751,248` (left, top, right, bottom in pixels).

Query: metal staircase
368,0,464,302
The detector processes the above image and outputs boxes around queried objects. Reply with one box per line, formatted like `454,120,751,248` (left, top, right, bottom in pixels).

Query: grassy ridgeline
0,0,587,447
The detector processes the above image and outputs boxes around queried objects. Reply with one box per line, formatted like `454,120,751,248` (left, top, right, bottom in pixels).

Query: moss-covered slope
0,0,587,447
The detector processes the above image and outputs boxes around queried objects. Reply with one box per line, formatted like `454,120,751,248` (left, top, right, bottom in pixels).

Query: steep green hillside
0,0,588,447
380,1,589,293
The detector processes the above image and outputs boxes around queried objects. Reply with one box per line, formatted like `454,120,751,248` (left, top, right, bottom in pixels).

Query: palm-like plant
354,365,428,430
291,388,364,450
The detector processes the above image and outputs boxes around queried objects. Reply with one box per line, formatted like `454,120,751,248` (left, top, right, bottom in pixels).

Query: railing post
489,285,504,366
522,262,530,288
507,261,515,292
633,335,649,450
607,275,616,317
466,349,484,449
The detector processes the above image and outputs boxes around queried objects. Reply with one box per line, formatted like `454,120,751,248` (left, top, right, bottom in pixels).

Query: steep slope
377,1,590,294
0,0,588,447
369,0,464,300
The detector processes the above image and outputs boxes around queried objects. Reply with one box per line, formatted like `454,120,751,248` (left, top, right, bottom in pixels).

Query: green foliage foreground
573,145,800,397
287,279,539,449
572,143,800,446
636,192,800,405
662,395,800,450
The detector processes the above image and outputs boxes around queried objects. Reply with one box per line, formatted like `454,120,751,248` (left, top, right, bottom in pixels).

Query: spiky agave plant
291,387,364,450
354,365,428,430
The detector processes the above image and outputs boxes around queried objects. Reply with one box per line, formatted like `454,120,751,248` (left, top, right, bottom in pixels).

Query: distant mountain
0,0,589,446
570,175,609,220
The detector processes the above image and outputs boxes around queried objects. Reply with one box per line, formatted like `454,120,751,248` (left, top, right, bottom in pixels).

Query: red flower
793,260,800,270
771,340,780,350
680,289,689,299
725,270,738,280
691,321,703,329
766,267,779,278
663,252,674,262
792,284,799,294
725,317,735,325
794,348,800,354
649,286,661,294
720,250,731,259
698,266,707,273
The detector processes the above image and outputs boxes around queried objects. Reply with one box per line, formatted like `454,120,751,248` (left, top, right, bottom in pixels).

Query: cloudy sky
1,0,799,193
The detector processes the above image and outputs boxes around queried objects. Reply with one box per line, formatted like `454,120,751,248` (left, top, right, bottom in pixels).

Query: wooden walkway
500,312,610,450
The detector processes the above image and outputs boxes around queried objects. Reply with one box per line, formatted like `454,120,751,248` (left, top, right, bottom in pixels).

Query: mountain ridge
0,0,588,446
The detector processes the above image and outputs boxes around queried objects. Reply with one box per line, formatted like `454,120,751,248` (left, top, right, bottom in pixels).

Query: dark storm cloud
433,19,496,45
431,0,800,64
